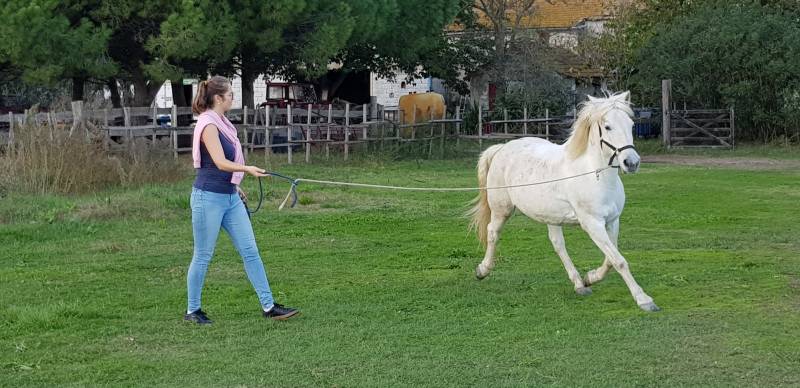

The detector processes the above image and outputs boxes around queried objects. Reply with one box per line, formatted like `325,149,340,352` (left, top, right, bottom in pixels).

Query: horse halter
597,124,636,168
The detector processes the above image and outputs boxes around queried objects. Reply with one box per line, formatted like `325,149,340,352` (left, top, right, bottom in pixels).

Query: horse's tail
468,144,504,247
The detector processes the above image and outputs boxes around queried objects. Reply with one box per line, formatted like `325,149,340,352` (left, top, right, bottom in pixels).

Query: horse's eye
604,125,612,131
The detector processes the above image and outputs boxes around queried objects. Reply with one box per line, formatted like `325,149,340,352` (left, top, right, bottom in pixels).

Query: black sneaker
263,303,300,320
184,309,213,325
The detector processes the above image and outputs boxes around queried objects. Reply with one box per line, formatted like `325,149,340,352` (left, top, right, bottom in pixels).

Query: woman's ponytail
192,77,230,115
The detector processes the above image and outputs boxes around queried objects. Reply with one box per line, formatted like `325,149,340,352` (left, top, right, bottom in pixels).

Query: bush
0,122,188,195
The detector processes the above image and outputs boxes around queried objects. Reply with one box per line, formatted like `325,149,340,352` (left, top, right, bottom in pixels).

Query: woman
184,76,299,324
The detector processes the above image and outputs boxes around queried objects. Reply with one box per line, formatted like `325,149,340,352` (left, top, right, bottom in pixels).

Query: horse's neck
567,135,611,172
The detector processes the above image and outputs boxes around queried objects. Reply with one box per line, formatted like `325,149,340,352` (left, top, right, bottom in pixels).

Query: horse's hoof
639,302,661,312
475,267,488,280
575,287,592,296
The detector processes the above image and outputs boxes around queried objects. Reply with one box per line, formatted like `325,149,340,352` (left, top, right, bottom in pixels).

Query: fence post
523,106,528,135
362,104,368,140
123,106,131,141
171,128,178,159
306,103,312,163
47,112,55,142
171,105,177,128
730,106,735,149
545,108,550,141
8,112,14,146
326,104,332,159
662,79,672,148
344,103,350,161
440,108,446,158
428,116,434,158
503,108,508,134
478,103,483,149
265,105,271,158
372,96,379,121
151,106,157,143
70,100,84,136
455,106,461,147
380,121,386,152
287,104,293,164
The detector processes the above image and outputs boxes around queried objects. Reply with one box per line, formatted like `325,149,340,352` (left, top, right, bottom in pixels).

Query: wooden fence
1,100,674,162
661,79,735,149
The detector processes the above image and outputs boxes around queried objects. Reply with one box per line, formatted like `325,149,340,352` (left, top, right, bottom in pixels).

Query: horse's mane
564,92,634,159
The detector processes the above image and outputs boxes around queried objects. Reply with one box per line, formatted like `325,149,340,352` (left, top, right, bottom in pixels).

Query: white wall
153,72,449,109
370,72,445,108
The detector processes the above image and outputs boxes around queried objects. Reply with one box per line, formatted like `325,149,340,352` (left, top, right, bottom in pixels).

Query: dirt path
642,155,800,170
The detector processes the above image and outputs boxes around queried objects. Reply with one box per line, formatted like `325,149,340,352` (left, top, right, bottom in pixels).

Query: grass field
1,148,799,386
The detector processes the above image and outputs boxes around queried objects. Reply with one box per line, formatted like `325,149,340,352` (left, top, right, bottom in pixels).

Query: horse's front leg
584,218,618,286
578,215,659,312
476,211,511,279
547,225,592,296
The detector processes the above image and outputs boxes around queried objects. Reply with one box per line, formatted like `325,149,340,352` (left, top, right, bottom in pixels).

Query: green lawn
1,152,799,387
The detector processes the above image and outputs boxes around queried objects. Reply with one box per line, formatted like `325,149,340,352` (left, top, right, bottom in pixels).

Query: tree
90,0,180,106
149,0,462,106
0,0,115,101
145,0,239,106
468,0,559,99
149,0,356,108
245,0,355,107
1,0,186,105
590,0,800,90
630,2,800,140
419,0,573,106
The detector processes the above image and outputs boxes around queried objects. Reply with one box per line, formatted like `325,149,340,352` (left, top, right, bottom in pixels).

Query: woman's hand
243,165,267,177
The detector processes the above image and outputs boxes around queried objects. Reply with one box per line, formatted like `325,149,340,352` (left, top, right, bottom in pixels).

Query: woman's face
214,87,234,112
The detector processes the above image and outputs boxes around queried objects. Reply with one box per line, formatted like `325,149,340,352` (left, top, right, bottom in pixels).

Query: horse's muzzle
622,157,640,173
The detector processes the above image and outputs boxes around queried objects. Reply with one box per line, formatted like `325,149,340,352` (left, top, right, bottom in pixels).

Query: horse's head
589,92,640,173
567,92,640,173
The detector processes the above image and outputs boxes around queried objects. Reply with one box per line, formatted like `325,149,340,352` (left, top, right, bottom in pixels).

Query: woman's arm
201,124,267,177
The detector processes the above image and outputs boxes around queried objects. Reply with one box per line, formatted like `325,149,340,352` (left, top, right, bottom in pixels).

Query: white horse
469,92,659,312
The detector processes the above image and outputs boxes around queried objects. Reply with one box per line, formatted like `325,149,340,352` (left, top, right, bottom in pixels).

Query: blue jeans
187,187,274,313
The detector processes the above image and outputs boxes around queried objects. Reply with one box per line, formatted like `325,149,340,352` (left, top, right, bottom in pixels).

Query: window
268,86,284,100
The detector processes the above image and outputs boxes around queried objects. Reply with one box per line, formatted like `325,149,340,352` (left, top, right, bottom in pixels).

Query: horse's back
486,137,567,194
496,137,565,165
488,138,581,224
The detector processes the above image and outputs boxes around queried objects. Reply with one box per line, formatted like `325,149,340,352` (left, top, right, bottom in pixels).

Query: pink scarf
192,110,245,185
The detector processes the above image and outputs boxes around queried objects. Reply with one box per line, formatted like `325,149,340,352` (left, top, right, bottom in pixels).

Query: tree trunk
132,77,149,106
312,73,332,102
107,78,122,108
328,71,350,100
131,70,163,107
491,27,508,103
240,70,256,109
170,79,187,106
72,77,85,101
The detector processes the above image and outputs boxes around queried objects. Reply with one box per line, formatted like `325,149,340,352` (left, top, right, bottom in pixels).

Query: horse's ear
616,91,631,103
587,95,600,103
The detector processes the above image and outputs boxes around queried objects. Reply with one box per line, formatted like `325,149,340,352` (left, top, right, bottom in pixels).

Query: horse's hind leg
547,225,592,296
584,219,618,286
476,207,513,280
